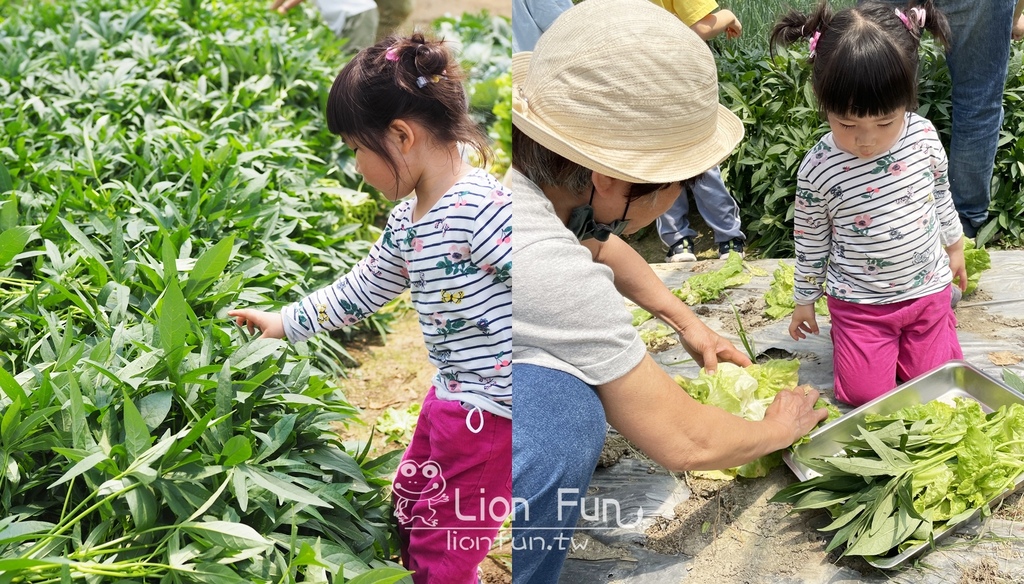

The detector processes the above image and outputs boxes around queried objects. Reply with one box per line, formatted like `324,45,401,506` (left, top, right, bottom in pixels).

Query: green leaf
819,503,866,532
823,456,903,477
845,506,921,557
50,451,107,488
0,520,56,545
0,367,27,408
220,435,252,467
159,279,190,371
857,425,911,469
139,391,173,431
793,489,851,510
126,481,158,531
0,226,32,268
0,161,12,194
56,218,111,278
190,148,205,191
122,391,152,459
230,338,288,370
180,520,273,551
0,196,18,232
240,465,329,507
253,413,297,463
184,235,235,300
1003,369,1024,394
345,567,414,584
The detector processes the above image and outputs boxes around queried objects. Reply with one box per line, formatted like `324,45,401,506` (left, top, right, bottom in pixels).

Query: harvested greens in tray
772,397,1024,562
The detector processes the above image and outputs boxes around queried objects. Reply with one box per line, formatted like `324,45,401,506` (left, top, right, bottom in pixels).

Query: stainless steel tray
782,360,1024,569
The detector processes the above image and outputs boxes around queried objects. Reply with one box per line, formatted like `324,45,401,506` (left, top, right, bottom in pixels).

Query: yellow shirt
649,0,717,27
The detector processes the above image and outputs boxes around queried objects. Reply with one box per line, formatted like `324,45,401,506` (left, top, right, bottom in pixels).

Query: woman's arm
582,236,751,371
598,355,827,471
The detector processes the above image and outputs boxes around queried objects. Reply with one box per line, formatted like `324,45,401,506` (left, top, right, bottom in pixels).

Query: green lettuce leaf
961,238,991,295
763,261,829,320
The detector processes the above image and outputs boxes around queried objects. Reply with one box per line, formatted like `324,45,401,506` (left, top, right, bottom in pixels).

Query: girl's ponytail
911,0,951,50
769,0,833,60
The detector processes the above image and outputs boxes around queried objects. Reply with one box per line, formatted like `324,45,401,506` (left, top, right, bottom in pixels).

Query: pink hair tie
385,47,400,61
909,6,926,27
894,8,922,31
808,30,821,58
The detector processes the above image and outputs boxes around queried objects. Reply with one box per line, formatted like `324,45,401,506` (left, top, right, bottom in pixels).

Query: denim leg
689,166,745,243
512,364,607,584
656,182,695,247
871,0,1013,236
941,0,1013,235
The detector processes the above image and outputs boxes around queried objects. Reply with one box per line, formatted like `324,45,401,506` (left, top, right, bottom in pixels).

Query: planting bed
559,251,1024,584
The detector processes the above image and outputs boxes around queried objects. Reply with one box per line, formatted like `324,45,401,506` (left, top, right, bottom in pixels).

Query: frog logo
393,460,448,526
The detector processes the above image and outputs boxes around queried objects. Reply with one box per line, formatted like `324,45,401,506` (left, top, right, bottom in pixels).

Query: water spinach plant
773,396,1024,561
0,0,509,580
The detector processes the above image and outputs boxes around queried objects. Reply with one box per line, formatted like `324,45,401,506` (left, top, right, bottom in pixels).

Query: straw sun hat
511,0,744,184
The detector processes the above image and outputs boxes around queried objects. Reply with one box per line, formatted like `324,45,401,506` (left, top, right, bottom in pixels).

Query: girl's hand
946,242,968,291
721,9,743,39
228,309,285,339
789,304,819,341
1013,13,1024,42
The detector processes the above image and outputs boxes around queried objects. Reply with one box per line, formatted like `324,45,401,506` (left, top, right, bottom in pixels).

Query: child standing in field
229,34,511,584
771,1,967,406
651,0,746,261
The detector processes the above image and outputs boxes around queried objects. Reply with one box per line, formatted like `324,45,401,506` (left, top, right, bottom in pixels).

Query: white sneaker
666,238,696,262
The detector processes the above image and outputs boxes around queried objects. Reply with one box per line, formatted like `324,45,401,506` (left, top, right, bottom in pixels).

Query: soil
402,0,510,32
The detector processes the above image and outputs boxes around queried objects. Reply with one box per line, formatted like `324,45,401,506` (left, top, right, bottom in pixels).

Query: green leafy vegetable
376,402,422,444
676,361,839,479
763,261,829,320
773,398,1024,560
632,307,654,327
672,252,756,305
961,238,991,296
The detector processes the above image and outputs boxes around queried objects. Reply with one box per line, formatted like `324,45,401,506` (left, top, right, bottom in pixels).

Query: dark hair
511,126,688,200
326,33,490,188
770,0,950,118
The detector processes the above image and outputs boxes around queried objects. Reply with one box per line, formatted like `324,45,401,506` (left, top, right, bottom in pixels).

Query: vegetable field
561,253,1024,584
0,0,510,581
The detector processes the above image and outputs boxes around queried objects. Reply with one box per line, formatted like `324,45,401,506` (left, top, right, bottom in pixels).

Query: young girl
770,1,967,406
229,34,511,584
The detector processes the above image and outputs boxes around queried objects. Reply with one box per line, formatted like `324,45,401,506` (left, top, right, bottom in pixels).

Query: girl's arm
690,9,742,41
231,215,409,344
281,234,408,342
928,124,965,247
582,235,751,372
469,189,512,289
792,168,830,306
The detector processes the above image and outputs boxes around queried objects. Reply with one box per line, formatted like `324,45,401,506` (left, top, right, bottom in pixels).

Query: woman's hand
228,309,286,339
678,318,752,373
762,385,829,446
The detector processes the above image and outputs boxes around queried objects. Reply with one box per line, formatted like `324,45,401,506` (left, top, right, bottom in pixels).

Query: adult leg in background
689,166,744,243
512,364,608,584
872,0,1014,236
656,183,696,248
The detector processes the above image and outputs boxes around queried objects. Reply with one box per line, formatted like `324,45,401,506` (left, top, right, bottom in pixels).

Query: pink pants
828,286,962,406
393,388,511,584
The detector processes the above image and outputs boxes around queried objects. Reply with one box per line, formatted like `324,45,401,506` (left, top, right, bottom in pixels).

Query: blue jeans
512,364,607,584
656,166,744,247
875,0,1014,236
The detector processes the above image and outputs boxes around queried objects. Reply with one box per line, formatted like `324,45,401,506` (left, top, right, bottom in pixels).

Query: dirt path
403,0,510,31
